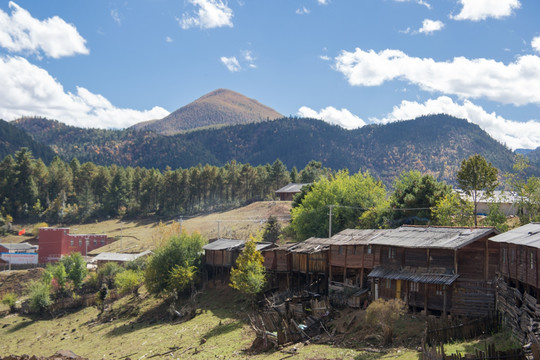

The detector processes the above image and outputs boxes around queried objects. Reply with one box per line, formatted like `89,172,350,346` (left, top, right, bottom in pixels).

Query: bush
115,270,144,296
83,272,99,292
98,262,125,289
145,231,205,296
27,280,52,314
61,252,88,289
366,298,406,345
1,292,17,312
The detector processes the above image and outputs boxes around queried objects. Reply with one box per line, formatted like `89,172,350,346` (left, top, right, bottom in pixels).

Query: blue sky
1,0,540,150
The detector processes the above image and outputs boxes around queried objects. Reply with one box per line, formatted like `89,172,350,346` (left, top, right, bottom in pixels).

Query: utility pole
217,220,221,239
178,216,184,234
328,205,335,238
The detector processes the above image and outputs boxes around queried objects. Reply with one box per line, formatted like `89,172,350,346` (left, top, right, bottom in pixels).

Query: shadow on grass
201,321,243,341
6,315,39,333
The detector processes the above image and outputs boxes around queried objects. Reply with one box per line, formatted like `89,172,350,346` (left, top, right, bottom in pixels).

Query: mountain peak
130,89,283,135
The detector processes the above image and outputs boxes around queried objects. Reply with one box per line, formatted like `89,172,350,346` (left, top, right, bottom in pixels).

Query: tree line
0,148,329,226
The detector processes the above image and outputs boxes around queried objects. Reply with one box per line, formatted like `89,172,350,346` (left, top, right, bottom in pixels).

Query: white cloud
371,96,540,150
296,7,310,15
319,55,330,61
317,0,329,5
0,56,169,128
242,50,256,68
110,9,121,25
451,0,520,21
165,36,173,43
334,48,540,106
0,2,89,58
180,0,233,30
394,0,431,9
220,56,241,72
298,106,366,129
418,19,444,34
532,36,540,53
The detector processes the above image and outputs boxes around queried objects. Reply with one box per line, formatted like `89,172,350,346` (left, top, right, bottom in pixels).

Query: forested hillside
12,114,523,185
130,89,283,134
526,147,540,167
0,119,55,162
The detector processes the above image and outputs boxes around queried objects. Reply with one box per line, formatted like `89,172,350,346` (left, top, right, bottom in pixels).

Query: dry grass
4,201,292,254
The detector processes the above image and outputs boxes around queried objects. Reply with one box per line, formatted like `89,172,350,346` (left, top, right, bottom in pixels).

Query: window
338,246,343,255
78,239,82,246
435,285,443,296
365,246,372,254
70,239,74,246
410,282,419,292
388,248,396,259
531,252,535,270
511,248,516,264
502,248,507,265
94,239,97,246
385,279,392,289
101,239,105,245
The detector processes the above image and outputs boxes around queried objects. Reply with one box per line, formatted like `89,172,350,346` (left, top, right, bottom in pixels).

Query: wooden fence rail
425,313,501,346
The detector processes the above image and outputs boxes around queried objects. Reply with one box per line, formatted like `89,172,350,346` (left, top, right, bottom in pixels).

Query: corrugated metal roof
457,190,521,204
203,239,245,251
255,242,275,251
288,237,331,254
489,222,540,249
329,229,388,245
0,242,36,251
275,183,310,194
368,266,459,285
90,250,152,263
368,226,496,250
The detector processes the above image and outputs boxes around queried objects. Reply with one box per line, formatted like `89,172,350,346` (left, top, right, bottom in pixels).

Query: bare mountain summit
131,88,283,135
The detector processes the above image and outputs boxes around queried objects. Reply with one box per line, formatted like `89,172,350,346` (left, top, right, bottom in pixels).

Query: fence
423,343,525,360
425,313,501,346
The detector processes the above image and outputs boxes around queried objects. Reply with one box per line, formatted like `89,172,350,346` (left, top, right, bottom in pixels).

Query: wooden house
262,244,293,273
289,237,331,293
490,222,540,298
274,183,310,201
89,250,152,268
367,226,499,317
328,229,386,289
203,239,274,283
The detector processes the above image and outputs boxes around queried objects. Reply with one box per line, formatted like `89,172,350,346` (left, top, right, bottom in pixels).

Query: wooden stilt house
328,229,386,290
289,237,331,293
490,222,540,298
367,226,499,317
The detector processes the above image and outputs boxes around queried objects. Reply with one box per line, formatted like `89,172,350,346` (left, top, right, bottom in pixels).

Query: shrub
27,280,52,314
365,298,406,345
115,270,144,296
1,292,17,312
145,231,205,296
61,252,88,289
83,272,99,292
98,262,125,288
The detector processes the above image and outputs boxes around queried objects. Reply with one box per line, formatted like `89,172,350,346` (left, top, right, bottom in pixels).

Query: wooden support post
454,250,458,274
443,285,447,318
424,283,428,315
405,281,409,307
360,267,365,289
484,238,489,281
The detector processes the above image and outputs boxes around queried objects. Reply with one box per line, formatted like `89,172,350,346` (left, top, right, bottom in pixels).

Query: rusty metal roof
288,237,331,254
489,222,540,249
368,266,459,285
329,229,388,245
368,226,496,250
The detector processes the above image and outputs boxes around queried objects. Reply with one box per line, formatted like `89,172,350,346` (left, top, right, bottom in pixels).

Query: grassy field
0,285,429,360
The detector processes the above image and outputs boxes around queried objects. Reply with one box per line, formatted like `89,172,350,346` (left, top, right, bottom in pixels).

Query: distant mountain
0,119,55,162
526,147,540,167
130,89,283,135
515,148,533,155
12,114,530,185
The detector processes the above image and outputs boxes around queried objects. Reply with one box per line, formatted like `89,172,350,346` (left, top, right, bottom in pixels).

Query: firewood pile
249,292,332,351
497,278,540,346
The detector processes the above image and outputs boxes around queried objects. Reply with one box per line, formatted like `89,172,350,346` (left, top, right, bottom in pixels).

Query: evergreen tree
262,216,281,243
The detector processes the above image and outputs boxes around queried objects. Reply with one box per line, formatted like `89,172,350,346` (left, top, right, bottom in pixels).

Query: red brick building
38,228,111,263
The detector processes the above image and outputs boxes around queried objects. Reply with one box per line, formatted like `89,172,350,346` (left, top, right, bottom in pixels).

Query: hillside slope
131,89,283,134
12,114,525,185
0,119,55,162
